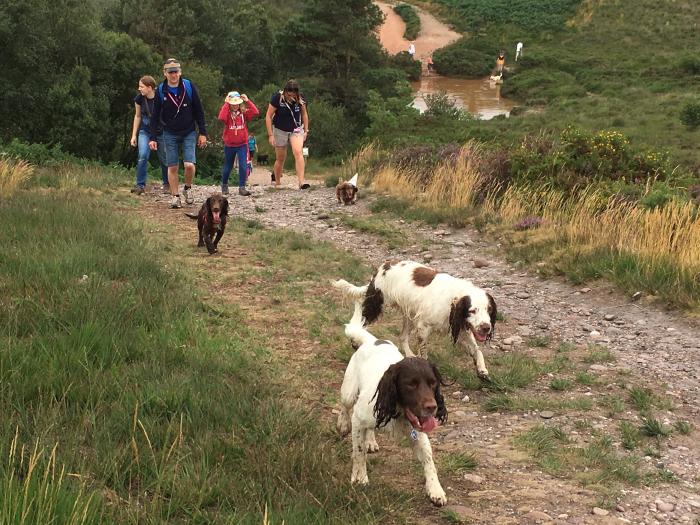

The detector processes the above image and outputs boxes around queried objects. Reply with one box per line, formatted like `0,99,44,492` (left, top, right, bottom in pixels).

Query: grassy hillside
427,0,700,167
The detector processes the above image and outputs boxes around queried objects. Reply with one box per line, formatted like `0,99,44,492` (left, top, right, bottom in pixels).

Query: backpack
158,78,193,103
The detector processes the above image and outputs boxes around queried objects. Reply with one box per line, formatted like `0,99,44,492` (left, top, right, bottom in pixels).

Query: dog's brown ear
204,196,213,213
221,197,229,217
487,293,497,340
373,363,400,428
449,296,471,344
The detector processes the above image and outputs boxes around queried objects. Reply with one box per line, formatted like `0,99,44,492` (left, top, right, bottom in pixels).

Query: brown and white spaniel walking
333,259,497,379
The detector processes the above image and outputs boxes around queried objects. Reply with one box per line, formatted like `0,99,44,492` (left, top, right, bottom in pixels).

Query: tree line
0,0,417,165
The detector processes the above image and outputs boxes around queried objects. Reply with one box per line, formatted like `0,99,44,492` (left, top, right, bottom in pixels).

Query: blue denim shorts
163,130,197,167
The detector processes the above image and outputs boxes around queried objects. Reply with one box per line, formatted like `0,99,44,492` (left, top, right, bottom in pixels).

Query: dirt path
376,1,460,59
135,176,700,524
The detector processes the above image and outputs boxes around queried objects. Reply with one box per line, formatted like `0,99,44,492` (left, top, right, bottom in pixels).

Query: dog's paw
427,483,447,507
351,474,369,485
477,370,491,382
365,432,379,453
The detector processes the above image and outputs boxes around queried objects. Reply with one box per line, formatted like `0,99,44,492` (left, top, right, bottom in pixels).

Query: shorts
273,126,304,148
163,130,197,167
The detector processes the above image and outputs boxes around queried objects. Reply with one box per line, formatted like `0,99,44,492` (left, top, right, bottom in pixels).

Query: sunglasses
166,69,180,74
285,88,299,93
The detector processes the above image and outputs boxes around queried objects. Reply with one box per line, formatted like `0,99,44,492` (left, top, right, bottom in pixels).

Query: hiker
248,132,257,162
148,58,208,209
408,42,416,57
495,50,505,73
516,42,523,61
426,55,435,74
129,75,168,195
265,79,310,190
218,91,259,196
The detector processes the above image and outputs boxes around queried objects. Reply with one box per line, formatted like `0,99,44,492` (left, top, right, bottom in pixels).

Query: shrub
387,54,422,82
393,4,420,41
433,40,493,77
0,139,83,166
680,102,700,130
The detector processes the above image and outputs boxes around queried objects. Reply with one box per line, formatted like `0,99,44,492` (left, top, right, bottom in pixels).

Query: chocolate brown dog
185,194,229,254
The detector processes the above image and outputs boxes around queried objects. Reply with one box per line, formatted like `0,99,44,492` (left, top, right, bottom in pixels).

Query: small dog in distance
336,173,358,205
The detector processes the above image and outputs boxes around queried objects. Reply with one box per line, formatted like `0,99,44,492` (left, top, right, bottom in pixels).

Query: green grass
629,387,654,413
582,345,616,364
640,417,671,438
0,173,403,524
619,421,642,450
334,214,408,249
549,378,572,391
673,421,693,435
439,451,478,474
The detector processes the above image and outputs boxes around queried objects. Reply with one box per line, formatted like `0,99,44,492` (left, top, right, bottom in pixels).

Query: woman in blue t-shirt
264,79,310,189
129,75,168,194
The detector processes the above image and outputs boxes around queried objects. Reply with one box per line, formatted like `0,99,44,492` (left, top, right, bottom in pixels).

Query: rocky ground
138,173,700,525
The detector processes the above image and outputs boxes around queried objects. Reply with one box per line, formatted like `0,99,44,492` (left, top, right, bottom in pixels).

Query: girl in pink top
218,91,259,196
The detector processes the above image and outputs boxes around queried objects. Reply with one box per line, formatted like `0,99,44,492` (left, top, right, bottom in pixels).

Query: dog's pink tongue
420,416,438,433
212,212,221,224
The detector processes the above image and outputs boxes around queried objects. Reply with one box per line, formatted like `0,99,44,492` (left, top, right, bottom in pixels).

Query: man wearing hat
149,58,208,209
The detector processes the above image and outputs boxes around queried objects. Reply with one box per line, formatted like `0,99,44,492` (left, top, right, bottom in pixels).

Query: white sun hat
348,173,358,188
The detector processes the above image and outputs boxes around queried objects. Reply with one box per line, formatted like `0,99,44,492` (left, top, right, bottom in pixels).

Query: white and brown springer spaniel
337,301,448,506
333,259,497,380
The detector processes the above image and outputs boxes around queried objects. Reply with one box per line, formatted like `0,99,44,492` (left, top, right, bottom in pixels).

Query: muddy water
376,1,513,119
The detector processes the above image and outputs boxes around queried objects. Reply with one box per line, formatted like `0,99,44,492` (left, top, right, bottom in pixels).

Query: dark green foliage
680,102,700,129
393,3,421,40
389,52,422,82
433,0,582,32
433,40,494,77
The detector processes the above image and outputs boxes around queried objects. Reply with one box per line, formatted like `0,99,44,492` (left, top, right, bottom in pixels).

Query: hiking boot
170,195,182,209
238,187,251,196
300,183,310,190
130,184,145,195
162,183,170,194
270,171,275,182
221,184,229,195
183,186,194,205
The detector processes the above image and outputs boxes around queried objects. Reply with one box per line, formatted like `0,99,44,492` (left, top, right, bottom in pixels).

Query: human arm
242,95,260,119
265,104,276,147
190,83,208,143
130,102,141,147
218,102,230,123
301,104,309,141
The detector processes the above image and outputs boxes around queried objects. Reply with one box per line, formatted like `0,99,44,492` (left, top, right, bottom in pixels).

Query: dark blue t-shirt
134,94,156,132
270,91,305,132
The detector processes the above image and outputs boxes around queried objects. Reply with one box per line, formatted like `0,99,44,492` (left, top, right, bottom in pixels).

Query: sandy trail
376,1,460,58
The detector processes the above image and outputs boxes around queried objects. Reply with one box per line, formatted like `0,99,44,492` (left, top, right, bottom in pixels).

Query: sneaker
170,195,182,209
238,187,251,196
183,186,194,204
221,184,229,195
162,183,170,194
270,171,275,182
300,183,310,190
130,185,145,195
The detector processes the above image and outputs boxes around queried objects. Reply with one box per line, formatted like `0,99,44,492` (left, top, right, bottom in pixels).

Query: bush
388,53,422,82
677,55,700,76
305,99,354,157
0,139,84,166
393,4,420,41
680,102,700,130
433,40,493,77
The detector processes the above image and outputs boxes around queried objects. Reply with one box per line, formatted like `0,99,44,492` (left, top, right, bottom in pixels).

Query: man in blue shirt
149,58,208,209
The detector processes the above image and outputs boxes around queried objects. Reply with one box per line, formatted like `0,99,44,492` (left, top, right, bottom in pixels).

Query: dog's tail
184,212,198,220
332,279,368,300
344,300,374,348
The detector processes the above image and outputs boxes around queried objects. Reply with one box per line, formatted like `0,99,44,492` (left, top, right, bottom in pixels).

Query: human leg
156,134,169,188
135,130,150,189
289,132,306,188
234,144,250,196
182,131,197,204
273,147,287,186
221,146,235,194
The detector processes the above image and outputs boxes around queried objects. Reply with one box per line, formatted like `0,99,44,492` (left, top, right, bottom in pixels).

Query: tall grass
0,181,395,523
366,144,700,307
0,157,33,196
1,430,101,524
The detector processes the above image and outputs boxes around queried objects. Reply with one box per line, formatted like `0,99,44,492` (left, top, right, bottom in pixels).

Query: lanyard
166,86,186,117
281,96,302,128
